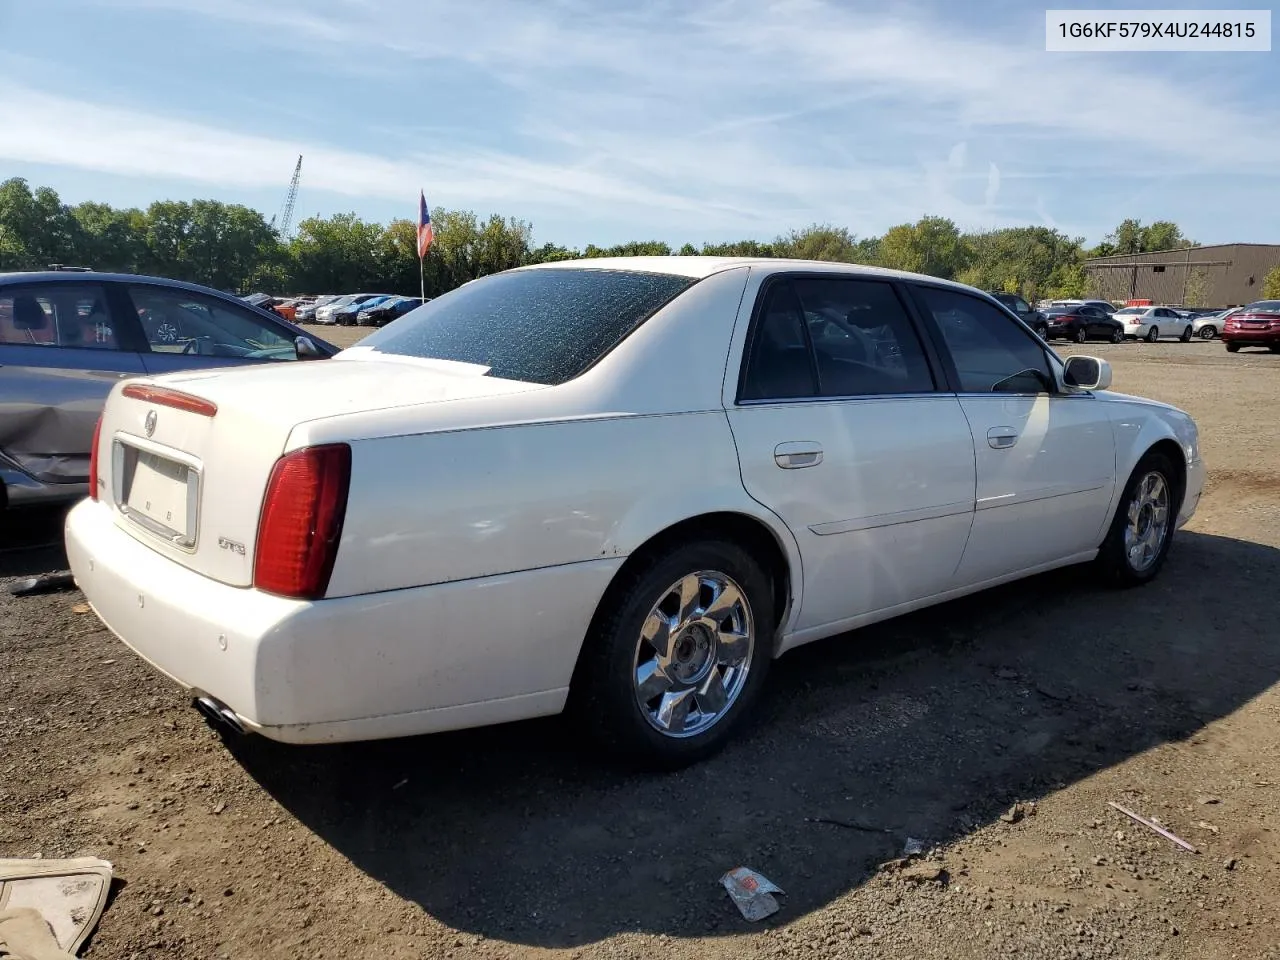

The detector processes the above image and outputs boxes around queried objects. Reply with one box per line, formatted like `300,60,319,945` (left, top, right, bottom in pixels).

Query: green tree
1183,268,1210,308
878,217,968,279
289,212,384,293
772,224,863,262
1262,264,1280,300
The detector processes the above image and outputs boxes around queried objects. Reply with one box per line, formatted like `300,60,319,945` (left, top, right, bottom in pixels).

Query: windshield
1044,307,1073,316
358,268,697,385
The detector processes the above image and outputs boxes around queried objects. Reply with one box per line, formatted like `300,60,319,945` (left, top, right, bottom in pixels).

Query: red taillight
253,444,351,600
122,383,217,417
88,415,104,501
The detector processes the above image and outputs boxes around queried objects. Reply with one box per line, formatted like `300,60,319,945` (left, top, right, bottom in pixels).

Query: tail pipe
192,695,247,737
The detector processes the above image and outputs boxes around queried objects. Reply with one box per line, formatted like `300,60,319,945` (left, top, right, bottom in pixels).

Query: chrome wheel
633,571,754,738
1123,472,1170,573
1199,325,1216,340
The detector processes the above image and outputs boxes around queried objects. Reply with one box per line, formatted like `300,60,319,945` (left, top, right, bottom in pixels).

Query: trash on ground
899,861,948,884
803,816,891,833
1194,821,1220,834
71,604,90,615
1000,801,1037,824
0,857,113,957
902,837,925,857
720,867,784,922
1107,801,1197,853
7,572,76,597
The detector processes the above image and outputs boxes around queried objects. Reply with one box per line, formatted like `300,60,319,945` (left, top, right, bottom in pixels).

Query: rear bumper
1221,329,1280,345
65,499,623,743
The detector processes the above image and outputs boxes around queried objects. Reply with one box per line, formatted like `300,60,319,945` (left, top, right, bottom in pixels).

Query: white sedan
1113,306,1195,342
65,258,1205,766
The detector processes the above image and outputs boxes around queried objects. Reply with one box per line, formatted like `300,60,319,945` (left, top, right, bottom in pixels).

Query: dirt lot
3,336,1279,960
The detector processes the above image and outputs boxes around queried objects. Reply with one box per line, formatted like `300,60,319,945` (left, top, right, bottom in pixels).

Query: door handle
774,441,823,469
987,427,1018,449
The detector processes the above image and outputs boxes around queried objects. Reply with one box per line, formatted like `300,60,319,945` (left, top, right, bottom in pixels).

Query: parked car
357,296,425,327
65,258,1203,765
1113,306,1194,342
1191,308,1237,340
295,295,339,323
1043,304,1125,343
1046,299,1118,316
314,294,384,324
1222,300,1280,353
332,294,394,326
987,292,1049,338
0,271,337,510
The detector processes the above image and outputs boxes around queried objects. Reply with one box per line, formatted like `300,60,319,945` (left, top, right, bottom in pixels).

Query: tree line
0,177,1205,303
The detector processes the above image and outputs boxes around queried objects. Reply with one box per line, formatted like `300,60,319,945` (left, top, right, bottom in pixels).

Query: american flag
417,190,434,259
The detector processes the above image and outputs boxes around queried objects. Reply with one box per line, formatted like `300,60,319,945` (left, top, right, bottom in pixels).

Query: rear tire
1034,323,1049,340
1095,451,1180,588
1074,326,1088,343
1145,326,1159,343
570,539,776,768
1180,326,1193,343
1110,328,1124,344
1199,325,1217,340
1226,342,1240,353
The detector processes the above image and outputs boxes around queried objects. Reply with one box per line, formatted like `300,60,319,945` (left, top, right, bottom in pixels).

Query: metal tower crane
270,155,303,239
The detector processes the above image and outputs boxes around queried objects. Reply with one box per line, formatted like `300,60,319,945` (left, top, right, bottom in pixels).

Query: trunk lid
96,353,541,587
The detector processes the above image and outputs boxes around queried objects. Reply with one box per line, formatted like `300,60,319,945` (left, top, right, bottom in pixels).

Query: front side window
915,285,1054,394
359,268,697,385
0,284,120,349
127,286,296,360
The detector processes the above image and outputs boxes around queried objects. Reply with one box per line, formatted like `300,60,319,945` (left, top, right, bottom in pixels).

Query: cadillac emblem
144,410,157,437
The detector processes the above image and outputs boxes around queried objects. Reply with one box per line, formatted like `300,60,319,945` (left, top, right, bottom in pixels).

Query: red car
1222,300,1280,353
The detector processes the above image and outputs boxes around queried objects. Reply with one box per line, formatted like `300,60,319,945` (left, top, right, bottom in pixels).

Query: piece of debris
1194,821,1220,835
71,603,91,615
720,867,784,922
1197,796,1221,806
391,779,408,790
902,837,925,857
1000,802,1037,824
212,802,225,815
803,817,892,834
899,862,948,884
0,856,113,957
878,858,910,874
1092,856,1107,866
1107,802,1197,853
1223,857,1237,871
7,572,76,597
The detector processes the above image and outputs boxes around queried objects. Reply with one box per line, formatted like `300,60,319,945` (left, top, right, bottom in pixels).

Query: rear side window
793,278,935,396
0,284,120,349
359,269,697,385
740,283,817,401
915,286,1053,394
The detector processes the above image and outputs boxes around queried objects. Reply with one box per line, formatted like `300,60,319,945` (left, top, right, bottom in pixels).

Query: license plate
117,443,198,547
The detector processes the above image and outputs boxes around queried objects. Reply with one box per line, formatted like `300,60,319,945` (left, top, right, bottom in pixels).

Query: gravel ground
2,335,1279,960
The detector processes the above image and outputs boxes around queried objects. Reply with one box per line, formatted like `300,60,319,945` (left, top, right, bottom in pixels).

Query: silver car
0,271,337,510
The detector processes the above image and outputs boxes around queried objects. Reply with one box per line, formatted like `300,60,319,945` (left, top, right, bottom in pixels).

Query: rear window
358,268,697,385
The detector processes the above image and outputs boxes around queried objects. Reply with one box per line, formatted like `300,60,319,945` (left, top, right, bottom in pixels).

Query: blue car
0,270,338,510
331,294,394,326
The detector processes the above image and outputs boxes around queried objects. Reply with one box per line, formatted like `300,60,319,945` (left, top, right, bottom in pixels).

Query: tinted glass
0,284,120,349
792,278,934,396
916,286,1053,394
1045,307,1073,316
127,286,296,360
1246,300,1280,312
360,269,696,385
740,282,816,401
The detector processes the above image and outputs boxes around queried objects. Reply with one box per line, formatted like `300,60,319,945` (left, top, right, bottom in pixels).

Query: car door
725,275,977,634
1152,308,1173,338
0,281,148,486
1080,305,1108,337
910,284,1117,586
123,284,308,375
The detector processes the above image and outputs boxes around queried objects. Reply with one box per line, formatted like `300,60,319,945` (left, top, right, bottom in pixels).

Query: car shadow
0,505,70,579
231,529,1280,946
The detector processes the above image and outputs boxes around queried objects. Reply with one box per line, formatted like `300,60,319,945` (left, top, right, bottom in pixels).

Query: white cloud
7,0,1280,241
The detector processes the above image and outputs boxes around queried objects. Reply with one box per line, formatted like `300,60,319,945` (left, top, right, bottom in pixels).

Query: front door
725,276,977,635
0,282,147,486
910,285,1117,586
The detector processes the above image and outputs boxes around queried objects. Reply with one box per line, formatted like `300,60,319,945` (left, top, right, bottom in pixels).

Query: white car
1113,306,1195,342
1192,308,1237,340
65,258,1205,766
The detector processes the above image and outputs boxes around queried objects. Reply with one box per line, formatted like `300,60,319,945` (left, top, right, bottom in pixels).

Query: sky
0,0,1276,248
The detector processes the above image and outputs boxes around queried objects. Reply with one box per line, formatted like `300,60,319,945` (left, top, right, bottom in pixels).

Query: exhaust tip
193,695,247,737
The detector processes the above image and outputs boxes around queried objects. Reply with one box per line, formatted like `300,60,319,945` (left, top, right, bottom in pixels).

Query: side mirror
295,335,323,360
1063,355,1112,391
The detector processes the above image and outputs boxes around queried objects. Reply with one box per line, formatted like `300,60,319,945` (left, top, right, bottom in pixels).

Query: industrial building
1083,243,1280,308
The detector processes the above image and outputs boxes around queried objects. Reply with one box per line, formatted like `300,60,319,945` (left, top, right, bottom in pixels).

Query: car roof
0,270,250,301
515,255,986,293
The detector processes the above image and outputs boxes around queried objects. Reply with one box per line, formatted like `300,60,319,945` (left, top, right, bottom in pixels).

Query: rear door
123,283,305,375
0,281,147,485
910,284,1117,586
725,274,977,633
